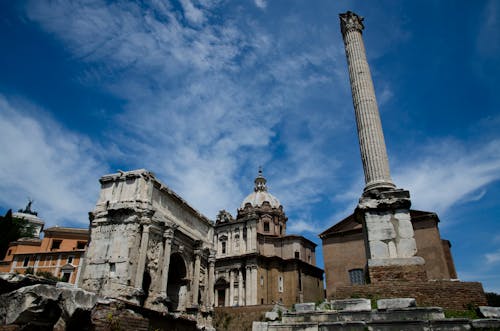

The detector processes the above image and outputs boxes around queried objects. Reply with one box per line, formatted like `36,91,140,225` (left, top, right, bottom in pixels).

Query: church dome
240,169,281,209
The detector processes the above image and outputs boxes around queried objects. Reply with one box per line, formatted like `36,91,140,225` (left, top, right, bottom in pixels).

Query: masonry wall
413,218,452,280
322,231,366,298
334,281,487,311
214,305,273,331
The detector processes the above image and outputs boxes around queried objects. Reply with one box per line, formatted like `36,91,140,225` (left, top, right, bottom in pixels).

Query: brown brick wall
334,281,487,311
368,264,427,283
214,305,273,331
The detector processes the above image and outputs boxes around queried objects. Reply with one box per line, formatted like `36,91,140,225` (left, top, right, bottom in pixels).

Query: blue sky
0,1,499,293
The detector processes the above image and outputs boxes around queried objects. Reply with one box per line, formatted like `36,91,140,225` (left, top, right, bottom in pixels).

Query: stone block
472,318,500,328
377,298,416,310
478,306,500,318
330,298,371,311
396,238,417,258
265,311,279,321
396,218,414,239
295,302,316,312
369,240,389,259
252,321,268,331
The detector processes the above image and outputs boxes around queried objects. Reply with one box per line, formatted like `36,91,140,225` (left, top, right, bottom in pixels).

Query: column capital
164,228,174,240
340,11,364,36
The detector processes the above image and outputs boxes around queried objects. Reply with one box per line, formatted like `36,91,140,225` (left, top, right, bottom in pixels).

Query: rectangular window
110,263,116,276
61,272,71,282
278,275,283,293
260,275,264,286
51,240,62,250
67,256,74,264
294,251,300,259
349,269,365,285
77,241,86,249
264,222,270,232
221,241,226,254
23,256,30,267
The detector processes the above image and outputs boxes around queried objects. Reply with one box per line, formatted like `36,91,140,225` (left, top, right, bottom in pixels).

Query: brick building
0,226,88,284
320,209,457,297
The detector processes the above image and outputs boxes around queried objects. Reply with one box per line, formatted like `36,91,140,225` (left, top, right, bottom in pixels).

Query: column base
368,257,427,283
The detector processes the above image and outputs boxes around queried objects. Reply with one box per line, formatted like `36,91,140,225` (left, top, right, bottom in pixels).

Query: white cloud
485,250,500,264
0,95,108,226
254,0,267,9
179,0,206,25
24,0,347,220
287,219,321,234
393,138,500,215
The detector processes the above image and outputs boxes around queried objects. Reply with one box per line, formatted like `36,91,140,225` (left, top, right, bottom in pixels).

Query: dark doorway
167,253,187,311
214,277,229,307
141,272,152,306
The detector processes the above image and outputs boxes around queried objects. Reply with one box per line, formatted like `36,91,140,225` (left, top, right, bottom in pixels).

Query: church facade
213,170,324,307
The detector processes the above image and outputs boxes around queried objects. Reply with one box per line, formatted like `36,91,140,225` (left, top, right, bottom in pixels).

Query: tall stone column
229,269,234,306
245,266,251,305
239,228,244,253
251,266,258,305
207,251,216,308
340,11,426,283
238,268,244,306
135,224,151,288
159,228,174,297
340,11,395,193
192,249,202,307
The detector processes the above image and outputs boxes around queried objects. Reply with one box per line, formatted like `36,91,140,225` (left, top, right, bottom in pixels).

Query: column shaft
245,266,251,305
208,255,215,307
229,270,234,306
340,11,395,192
135,225,150,287
160,229,173,295
192,250,201,306
238,268,244,306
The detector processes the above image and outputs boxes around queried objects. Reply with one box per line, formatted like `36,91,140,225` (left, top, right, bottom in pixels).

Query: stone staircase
253,299,500,331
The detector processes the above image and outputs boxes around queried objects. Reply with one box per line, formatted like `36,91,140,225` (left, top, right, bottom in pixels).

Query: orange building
0,226,89,284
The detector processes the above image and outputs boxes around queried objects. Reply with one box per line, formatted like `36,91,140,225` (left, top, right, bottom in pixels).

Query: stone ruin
254,299,500,331
78,169,216,328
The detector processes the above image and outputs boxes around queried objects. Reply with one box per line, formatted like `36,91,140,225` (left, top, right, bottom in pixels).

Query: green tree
0,209,35,259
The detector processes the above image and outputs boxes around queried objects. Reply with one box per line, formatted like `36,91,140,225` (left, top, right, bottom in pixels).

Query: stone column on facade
340,11,395,193
238,268,244,306
192,249,202,307
245,266,251,305
54,254,62,277
159,228,174,297
207,251,216,308
10,257,17,273
251,266,258,305
247,224,254,252
74,255,84,286
229,269,234,306
225,287,229,306
135,224,151,288
239,228,244,253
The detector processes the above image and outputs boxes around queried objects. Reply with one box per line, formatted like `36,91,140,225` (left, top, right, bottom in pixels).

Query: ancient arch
167,253,187,311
